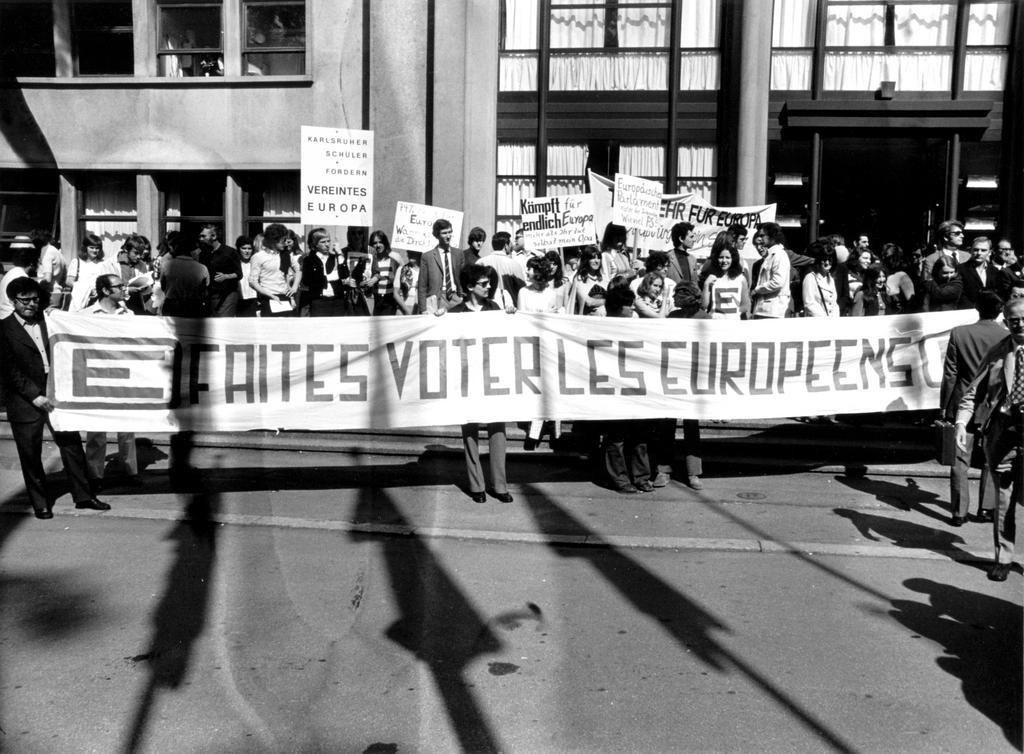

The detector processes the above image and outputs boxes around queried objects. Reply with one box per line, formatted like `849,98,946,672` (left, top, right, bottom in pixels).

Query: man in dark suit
957,235,998,306
0,277,109,519
417,218,464,314
940,291,1004,526
955,296,1024,581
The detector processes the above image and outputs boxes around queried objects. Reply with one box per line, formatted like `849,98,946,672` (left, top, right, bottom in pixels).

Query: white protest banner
391,202,464,253
300,126,373,226
47,309,972,433
520,193,598,251
588,171,691,251
656,195,778,260
612,173,663,235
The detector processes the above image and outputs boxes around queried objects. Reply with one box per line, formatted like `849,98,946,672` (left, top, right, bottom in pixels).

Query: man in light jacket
751,222,791,319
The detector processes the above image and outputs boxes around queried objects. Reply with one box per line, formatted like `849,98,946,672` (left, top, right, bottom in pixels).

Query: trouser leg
652,418,676,476
51,426,92,503
119,433,138,475
462,423,485,493
85,431,107,479
603,422,631,488
682,419,702,477
486,423,507,493
11,419,48,511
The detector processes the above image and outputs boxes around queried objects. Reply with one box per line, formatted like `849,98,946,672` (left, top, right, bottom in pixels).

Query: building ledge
781,99,994,130
2,75,314,90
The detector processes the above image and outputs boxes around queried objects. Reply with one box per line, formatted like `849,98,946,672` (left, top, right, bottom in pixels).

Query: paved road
0,431,1018,753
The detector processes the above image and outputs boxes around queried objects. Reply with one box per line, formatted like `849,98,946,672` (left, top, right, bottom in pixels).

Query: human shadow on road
889,578,1022,749
834,472,947,523
352,486,505,753
120,490,219,754
518,483,859,753
832,509,981,565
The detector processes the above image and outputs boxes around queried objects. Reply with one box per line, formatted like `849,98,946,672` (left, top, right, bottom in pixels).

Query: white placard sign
612,173,663,232
391,202,464,253
300,126,373,226
520,194,598,251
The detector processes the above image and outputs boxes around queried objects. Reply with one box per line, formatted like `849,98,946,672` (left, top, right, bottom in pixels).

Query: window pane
824,50,950,90
549,51,668,90
964,50,1006,90
550,1,605,48
826,4,885,47
499,52,537,90
245,52,304,75
620,145,664,178
678,0,719,48
771,51,813,89
159,6,222,50
894,4,953,46
242,172,300,218
82,173,137,215
773,0,817,47
0,3,56,76
547,144,588,175
616,5,670,48
967,2,1013,45
503,0,538,49
74,2,134,75
245,3,305,49
680,51,718,89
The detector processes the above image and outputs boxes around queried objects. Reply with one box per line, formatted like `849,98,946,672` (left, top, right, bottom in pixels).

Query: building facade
0,0,1020,262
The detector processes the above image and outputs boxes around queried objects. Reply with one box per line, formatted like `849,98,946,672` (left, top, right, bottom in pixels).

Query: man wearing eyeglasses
955,296,1024,582
0,276,109,519
83,274,139,490
923,219,971,281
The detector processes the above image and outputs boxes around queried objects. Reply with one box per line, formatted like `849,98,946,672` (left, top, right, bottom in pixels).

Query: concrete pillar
58,172,77,263
460,0,499,237
370,0,428,240
135,173,159,246
132,0,156,76
224,174,244,243
730,0,773,205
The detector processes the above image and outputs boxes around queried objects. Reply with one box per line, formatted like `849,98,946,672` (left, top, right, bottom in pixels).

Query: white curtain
678,0,719,48
84,176,136,256
620,145,665,178
678,145,716,178
964,51,1006,90
826,4,884,46
546,179,587,196
824,50,951,90
549,51,668,90
680,51,719,89
771,52,813,89
968,2,1012,44
550,0,605,48
617,5,669,47
260,175,300,217
500,52,538,90
773,0,816,46
504,0,538,49
894,4,954,46
547,144,587,175
497,143,536,216
678,180,716,202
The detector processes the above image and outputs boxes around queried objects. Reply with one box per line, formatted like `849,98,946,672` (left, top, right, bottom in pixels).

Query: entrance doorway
819,137,948,255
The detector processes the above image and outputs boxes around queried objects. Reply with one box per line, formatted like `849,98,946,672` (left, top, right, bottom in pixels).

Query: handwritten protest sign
520,193,598,251
658,196,777,260
612,173,663,233
300,126,373,226
391,202,464,253
48,309,968,432
589,171,689,250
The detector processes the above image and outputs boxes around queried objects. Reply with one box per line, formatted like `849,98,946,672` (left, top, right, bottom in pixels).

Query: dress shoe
652,472,670,488
489,490,514,504
988,562,1011,582
74,497,111,511
33,507,53,520
636,480,655,492
976,509,995,524
950,515,967,527
469,490,487,504
687,475,704,490
616,483,640,494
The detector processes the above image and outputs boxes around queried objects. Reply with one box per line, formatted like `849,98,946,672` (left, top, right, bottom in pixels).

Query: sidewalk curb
14,507,991,564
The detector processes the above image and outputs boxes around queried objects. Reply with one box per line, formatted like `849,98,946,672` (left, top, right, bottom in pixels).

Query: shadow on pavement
832,508,980,565
834,472,947,522
889,578,1022,749
518,483,859,753
352,484,505,753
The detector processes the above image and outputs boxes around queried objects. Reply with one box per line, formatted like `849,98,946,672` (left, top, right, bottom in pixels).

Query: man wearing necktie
0,277,110,519
417,218,464,315
956,296,1024,581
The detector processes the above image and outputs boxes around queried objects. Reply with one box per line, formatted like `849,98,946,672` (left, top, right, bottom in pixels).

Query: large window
159,173,225,245
239,172,301,238
79,173,137,257
500,0,720,92
72,1,134,75
771,0,1013,93
158,1,224,77
0,2,56,76
243,1,306,75
0,171,58,264
496,143,537,234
